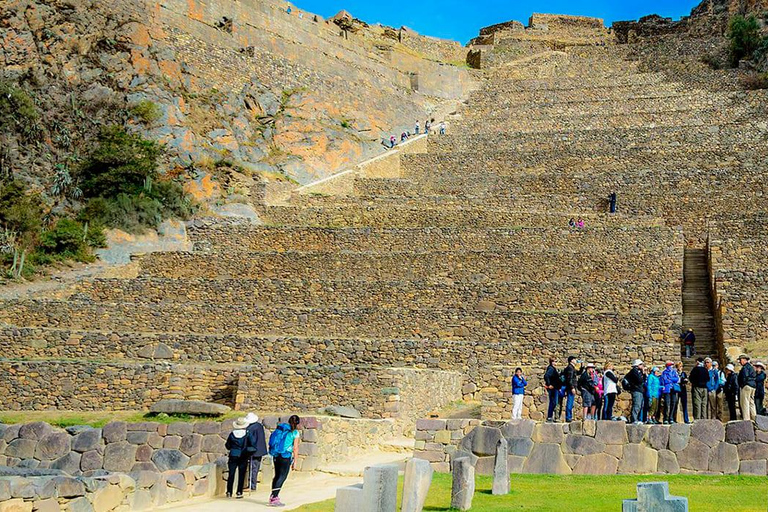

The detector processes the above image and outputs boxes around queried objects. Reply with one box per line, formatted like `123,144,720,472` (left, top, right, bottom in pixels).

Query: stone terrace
7,36,768,422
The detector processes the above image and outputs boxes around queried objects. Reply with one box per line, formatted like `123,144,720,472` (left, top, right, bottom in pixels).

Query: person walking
647,367,662,424
625,359,646,424
579,363,597,420
268,415,302,507
681,328,696,358
690,357,709,421
755,362,766,415
594,368,604,420
562,356,580,422
415,120,420,134
738,354,757,421
544,357,560,423
439,121,446,135
511,367,527,420
244,413,267,492
724,363,739,420
602,363,619,420
675,361,690,424
225,417,251,499
661,362,680,424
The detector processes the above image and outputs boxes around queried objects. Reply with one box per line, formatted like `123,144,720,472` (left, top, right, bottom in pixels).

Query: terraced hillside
3,24,768,422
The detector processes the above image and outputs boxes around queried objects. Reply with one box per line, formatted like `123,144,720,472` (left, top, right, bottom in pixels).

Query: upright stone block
401,458,433,512
335,464,398,512
623,482,687,512
491,438,509,495
335,483,364,512
450,457,475,511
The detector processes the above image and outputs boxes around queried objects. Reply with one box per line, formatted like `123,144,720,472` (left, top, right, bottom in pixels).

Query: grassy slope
296,473,766,511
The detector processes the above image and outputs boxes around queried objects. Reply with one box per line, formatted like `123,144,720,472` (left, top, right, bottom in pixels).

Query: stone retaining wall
0,465,214,512
414,418,768,476
0,418,321,476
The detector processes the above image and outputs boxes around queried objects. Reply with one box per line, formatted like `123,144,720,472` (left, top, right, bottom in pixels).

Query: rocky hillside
1,0,476,207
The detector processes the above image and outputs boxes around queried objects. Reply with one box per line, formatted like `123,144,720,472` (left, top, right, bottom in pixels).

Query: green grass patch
0,410,245,428
296,473,766,511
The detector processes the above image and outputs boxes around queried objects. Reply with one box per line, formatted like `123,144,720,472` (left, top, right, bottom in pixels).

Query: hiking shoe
225,493,232,498
269,497,285,507
236,493,243,499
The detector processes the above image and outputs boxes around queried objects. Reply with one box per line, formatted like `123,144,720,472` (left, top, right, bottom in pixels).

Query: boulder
102,422,127,444
522,443,571,474
149,400,230,416
668,423,690,452
91,484,123,512
5,439,36,459
739,459,767,476
320,406,361,419
708,442,739,474
152,449,190,471
676,438,709,471
80,450,103,472
725,420,755,444
470,426,502,456
737,441,768,460
572,453,618,475
35,432,71,461
72,429,102,453
563,435,605,456
179,435,203,456
53,476,86,498
51,452,81,475
690,419,724,447
617,444,658,474
626,424,648,444
754,415,768,432
501,419,535,440
657,450,680,474
67,497,94,512
19,422,52,440
506,437,533,457
103,443,138,473
595,421,627,445
532,423,564,444
648,425,669,451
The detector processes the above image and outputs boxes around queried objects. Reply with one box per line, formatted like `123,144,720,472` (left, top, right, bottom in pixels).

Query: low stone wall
414,418,768,476
0,466,214,512
383,369,463,435
0,418,321,476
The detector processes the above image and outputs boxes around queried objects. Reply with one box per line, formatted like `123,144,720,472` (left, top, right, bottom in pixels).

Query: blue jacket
707,369,720,392
660,367,679,394
646,374,661,398
512,375,527,395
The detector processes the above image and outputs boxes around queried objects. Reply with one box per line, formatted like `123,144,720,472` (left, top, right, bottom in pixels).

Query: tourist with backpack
675,361,690,423
624,359,645,424
268,415,301,507
562,356,581,422
602,362,619,420
661,362,680,424
578,363,597,420
244,412,268,492
224,417,251,499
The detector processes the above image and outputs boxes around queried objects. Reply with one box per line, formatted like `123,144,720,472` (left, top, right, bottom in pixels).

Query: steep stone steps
481,72,667,91
682,248,718,359
136,250,679,282
0,300,678,348
70,276,677,311
465,84,694,107
186,224,681,253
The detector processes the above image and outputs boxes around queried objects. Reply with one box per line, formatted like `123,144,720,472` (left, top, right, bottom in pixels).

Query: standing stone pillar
401,458,434,512
450,457,475,511
335,463,398,512
623,482,688,512
491,437,510,495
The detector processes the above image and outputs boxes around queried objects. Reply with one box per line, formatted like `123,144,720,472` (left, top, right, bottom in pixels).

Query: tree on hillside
727,15,762,67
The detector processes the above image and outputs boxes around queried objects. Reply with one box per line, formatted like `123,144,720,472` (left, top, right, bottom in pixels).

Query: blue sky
292,0,701,44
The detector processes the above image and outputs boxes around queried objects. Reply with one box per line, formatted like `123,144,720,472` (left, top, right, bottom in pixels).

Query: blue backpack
268,423,292,457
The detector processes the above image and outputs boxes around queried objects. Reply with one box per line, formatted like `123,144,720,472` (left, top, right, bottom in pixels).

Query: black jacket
544,364,560,388
625,367,645,393
724,372,739,398
578,371,595,393
678,371,689,390
225,431,248,458
756,372,766,399
563,364,580,390
689,365,710,389
739,362,757,389
246,422,268,457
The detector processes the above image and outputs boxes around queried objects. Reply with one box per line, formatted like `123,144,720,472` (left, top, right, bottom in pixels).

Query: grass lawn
296,472,766,511
0,410,246,428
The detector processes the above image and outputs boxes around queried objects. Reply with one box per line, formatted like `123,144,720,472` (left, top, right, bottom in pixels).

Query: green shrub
727,15,762,67
700,53,725,70
35,218,104,263
0,180,44,278
0,80,39,138
130,100,163,125
740,71,768,89
77,126,162,197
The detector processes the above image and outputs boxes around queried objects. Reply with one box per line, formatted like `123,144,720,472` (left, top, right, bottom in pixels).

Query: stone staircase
4,40,768,422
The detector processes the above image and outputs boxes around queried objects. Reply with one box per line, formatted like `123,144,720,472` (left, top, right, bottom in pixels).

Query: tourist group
513,352,765,424
223,413,301,507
